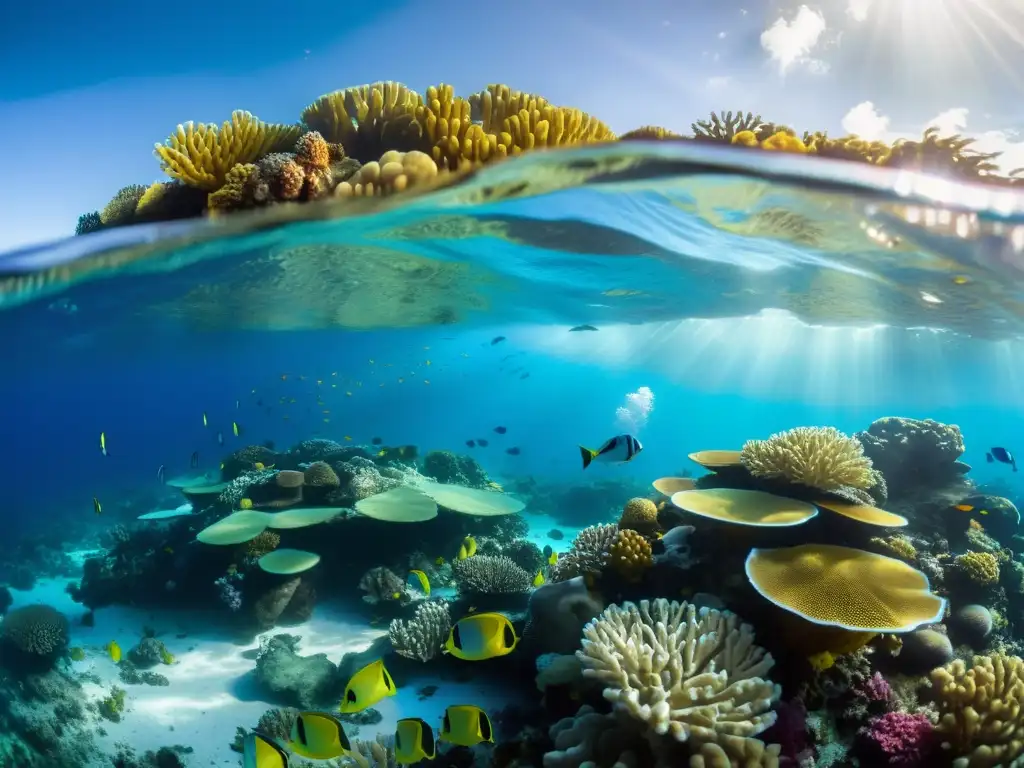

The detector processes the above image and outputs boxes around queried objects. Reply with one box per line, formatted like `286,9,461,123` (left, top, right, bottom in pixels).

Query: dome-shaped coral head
740,426,877,494
744,543,946,634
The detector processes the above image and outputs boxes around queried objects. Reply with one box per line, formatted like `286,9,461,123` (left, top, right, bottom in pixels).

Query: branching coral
154,111,301,190
453,555,532,594
691,111,771,142
930,654,1024,767
740,426,876,493
388,600,451,662
578,598,781,763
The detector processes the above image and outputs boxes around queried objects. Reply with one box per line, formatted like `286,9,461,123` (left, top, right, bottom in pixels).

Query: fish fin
579,446,596,470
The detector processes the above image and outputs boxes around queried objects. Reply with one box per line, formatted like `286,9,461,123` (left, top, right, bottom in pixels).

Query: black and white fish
988,447,1017,472
579,434,643,469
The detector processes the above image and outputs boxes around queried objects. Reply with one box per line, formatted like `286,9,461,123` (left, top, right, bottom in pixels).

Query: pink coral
859,712,936,767
857,671,894,705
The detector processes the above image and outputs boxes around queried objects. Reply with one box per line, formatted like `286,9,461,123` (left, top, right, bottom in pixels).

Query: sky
1,0,1023,253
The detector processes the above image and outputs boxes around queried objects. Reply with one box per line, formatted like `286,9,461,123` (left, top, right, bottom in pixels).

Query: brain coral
741,426,877,493
1,604,70,657
619,497,658,530
578,598,780,762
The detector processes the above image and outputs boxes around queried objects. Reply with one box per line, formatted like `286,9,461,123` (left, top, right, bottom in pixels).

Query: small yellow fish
99,432,108,457
254,463,266,471
289,711,352,760
547,551,558,565
457,535,477,560
202,412,208,427
93,497,102,515
440,705,493,747
378,449,388,457
425,360,431,366
243,731,289,767
69,646,86,661
391,591,402,600
163,546,174,555
340,659,397,713
467,605,477,613
395,717,436,765
532,570,545,587
106,640,122,663
435,556,446,566
444,612,519,661
232,421,240,437
240,499,254,510
408,569,430,596
952,275,970,285
344,436,353,441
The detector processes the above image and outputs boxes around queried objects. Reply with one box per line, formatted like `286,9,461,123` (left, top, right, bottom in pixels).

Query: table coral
930,654,1024,767
578,598,780,762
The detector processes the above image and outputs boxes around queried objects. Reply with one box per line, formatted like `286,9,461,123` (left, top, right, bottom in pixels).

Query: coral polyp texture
74,83,1024,234
578,598,781,764
740,426,876,494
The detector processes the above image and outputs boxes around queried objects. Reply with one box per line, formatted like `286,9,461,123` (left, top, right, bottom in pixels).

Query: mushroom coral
930,653,1024,767
744,543,946,633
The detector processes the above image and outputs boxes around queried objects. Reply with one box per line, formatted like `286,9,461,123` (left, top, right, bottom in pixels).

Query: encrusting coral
578,598,781,765
76,82,1024,234
952,551,1000,586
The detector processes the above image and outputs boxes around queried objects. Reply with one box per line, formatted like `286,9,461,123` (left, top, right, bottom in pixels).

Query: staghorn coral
930,654,1024,767
691,111,770,142
388,600,451,662
578,599,781,764
606,529,653,582
154,111,300,190
952,552,1000,586
452,555,532,595
100,184,147,226
550,523,619,582
883,127,1004,180
0,604,69,658
740,426,876,493
334,150,438,197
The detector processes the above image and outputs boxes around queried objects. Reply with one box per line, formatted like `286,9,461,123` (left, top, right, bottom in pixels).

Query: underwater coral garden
3,416,1024,766
74,81,1024,237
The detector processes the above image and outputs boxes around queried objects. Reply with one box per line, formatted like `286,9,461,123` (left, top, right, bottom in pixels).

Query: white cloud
841,101,890,140
705,76,732,90
718,31,727,39
846,0,874,22
840,102,1024,173
760,6,828,74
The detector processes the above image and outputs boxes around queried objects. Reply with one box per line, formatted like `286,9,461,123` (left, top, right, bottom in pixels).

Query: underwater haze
4,1,1024,767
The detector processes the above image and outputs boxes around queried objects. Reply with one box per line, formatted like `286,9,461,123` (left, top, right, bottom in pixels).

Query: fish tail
579,446,596,470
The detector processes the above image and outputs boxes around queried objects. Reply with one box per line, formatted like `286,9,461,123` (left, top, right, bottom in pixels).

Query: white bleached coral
577,599,781,763
388,601,452,662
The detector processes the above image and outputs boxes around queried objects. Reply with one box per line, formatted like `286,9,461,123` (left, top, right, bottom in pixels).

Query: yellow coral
745,543,946,632
807,651,835,672
416,84,502,169
953,552,1000,586
731,130,760,148
301,81,424,162
870,535,918,562
154,111,300,190
760,131,808,153
930,654,1024,767
294,131,330,170
334,150,438,198
207,163,266,213
100,185,147,226
606,529,653,581
740,426,876,493
618,125,681,141
619,497,658,529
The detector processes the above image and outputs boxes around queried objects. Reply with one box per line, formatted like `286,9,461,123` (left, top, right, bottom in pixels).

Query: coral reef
76,81,1024,233
453,555,532,595
388,601,452,662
